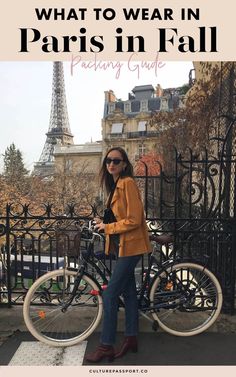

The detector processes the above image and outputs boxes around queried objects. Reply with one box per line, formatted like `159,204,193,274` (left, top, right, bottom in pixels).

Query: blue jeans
100,254,141,345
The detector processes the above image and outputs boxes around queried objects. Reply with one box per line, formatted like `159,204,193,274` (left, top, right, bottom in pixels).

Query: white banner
0,0,235,60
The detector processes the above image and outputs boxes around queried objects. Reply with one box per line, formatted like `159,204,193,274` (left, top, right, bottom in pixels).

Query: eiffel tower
33,62,74,176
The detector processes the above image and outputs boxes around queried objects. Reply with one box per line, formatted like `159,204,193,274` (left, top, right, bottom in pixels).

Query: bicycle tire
149,262,223,336
23,269,103,347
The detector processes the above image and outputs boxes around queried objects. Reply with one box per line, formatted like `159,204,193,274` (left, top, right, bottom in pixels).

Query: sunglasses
105,158,123,165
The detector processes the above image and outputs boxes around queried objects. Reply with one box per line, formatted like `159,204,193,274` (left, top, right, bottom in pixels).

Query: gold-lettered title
18,7,218,54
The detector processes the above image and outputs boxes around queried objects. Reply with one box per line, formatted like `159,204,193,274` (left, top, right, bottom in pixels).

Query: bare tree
150,64,222,173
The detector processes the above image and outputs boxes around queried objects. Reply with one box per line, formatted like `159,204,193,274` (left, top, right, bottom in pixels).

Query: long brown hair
100,147,134,194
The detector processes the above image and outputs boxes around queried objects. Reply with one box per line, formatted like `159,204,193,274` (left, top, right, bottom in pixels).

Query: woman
85,147,151,363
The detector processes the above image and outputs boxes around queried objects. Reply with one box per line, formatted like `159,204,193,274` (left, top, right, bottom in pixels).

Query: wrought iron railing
104,131,159,140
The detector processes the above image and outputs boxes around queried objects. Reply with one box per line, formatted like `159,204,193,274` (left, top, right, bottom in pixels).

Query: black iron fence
0,145,236,313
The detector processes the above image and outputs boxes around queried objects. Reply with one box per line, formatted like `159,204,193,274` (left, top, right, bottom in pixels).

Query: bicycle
23,225,223,347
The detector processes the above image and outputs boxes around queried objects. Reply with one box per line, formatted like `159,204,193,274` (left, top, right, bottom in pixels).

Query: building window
138,143,146,157
160,97,169,111
138,121,147,132
111,123,123,136
65,159,73,172
140,100,148,112
108,103,115,114
124,102,131,113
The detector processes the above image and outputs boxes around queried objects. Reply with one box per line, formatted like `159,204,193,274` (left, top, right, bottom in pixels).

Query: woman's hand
93,217,105,232
93,217,102,224
94,221,106,232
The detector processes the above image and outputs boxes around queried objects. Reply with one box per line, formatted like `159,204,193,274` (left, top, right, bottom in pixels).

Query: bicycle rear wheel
23,269,103,347
149,262,223,336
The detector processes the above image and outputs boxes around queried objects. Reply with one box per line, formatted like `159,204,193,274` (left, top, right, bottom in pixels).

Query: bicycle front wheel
23,269,103,347
149,262,223,336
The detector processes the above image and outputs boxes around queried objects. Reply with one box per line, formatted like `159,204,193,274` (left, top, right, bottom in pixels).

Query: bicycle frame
63,230,180,317
57,224,214,320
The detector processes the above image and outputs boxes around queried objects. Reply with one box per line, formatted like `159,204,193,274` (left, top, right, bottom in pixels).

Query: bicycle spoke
23,270,103,346
149,262,222,336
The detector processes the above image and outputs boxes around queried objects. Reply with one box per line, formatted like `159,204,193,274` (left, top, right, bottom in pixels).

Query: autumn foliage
149,63,223,173
134,152,163,176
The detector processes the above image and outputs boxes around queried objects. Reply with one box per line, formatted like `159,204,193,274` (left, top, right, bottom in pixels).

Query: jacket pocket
124,232,143,241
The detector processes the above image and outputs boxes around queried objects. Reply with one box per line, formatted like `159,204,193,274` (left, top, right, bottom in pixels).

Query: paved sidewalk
1,306,236,365
1,305,236,345
1,330,236,365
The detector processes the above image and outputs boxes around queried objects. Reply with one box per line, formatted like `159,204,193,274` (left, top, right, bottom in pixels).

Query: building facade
54,142,102,176
102,84,185,162
53,84,185,185
54,142,103,205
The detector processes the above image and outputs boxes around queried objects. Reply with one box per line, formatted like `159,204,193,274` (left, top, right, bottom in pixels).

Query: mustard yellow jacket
104,176,151,257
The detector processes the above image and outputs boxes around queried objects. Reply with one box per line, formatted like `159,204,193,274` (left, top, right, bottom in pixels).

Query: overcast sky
0,60,193,172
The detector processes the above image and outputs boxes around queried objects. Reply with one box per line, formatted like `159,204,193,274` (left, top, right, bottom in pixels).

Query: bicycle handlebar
81,222,105,244
84,222,174,246
83,222,174,247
